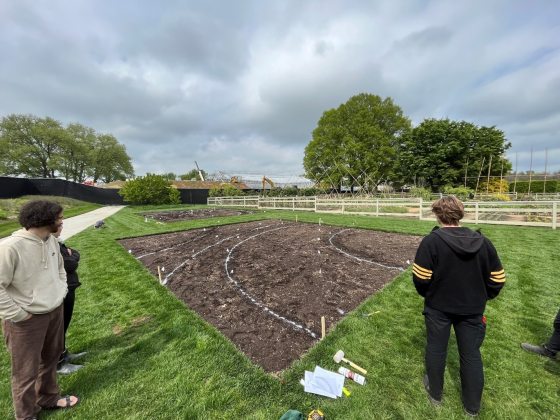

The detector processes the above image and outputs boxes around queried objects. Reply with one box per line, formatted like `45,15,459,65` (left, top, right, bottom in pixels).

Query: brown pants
2,305,64,420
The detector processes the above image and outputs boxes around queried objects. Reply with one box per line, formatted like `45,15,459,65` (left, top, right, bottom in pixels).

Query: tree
119,174,180,204
398,119,512,190
89,134,134,183
304,93,411,192
180,168,208,181
58,123,96,182
162,172,177,181
0,114,66,177
0,114,135,183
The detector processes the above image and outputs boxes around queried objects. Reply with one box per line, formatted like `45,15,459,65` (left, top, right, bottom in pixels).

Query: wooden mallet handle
343,357,367,375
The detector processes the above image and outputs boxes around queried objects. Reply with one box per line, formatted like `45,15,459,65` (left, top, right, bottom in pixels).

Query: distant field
0,195,101,238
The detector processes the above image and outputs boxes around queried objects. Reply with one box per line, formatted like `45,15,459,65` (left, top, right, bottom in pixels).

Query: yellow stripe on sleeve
413,263,432,275
413,268,431,280
491,269,504,275
489,275,506,283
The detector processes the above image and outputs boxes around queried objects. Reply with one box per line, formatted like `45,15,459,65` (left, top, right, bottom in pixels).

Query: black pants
546,308,560,353
60,288,76,362
423,305,486,413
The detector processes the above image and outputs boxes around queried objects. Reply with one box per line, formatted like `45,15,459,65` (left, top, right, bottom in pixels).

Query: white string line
329,229,405,272
225,226,318,339
162,222,280,285
136,232,212,259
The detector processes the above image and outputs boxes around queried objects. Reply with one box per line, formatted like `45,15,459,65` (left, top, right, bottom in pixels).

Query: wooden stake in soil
157,266,162,284
321,316,326,340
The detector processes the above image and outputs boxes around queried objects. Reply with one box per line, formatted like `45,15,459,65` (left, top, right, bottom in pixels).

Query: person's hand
67,248,72,256
23,313,33,321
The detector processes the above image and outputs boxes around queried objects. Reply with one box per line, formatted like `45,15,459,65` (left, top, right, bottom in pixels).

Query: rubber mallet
333,350,367,375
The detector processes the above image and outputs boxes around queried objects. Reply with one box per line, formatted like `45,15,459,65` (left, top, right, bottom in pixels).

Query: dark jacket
59,242,81,290
412,226,505,315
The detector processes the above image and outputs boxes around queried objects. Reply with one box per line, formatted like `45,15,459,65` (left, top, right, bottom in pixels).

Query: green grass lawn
1,206,558,419
0,196,102,238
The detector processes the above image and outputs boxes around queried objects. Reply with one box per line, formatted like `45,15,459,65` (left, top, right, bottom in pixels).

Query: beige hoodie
0,228,67,322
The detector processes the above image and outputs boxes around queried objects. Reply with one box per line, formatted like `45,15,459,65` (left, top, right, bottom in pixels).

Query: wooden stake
321,316,326,340
528,147,533,195
157,266,162,284
475,156,485,197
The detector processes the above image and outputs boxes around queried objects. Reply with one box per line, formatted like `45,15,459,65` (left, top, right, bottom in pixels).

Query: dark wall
0,177,208,205
178,189,209,205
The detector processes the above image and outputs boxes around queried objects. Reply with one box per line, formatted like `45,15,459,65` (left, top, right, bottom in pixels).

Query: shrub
442,186,475,200
478,179,509,194
208,184,244,197
409,187,432,200
0,209,7,220
484,193,511,201
119,174,181,205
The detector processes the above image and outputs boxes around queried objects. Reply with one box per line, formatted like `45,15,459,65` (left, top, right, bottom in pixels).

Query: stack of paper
302,366,345,398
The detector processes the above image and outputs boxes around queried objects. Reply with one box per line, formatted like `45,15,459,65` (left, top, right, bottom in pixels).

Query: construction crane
194,161,205,181
262,176,275,192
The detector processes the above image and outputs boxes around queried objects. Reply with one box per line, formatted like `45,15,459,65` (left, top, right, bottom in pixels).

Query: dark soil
119,220,421,372
144,208,254,221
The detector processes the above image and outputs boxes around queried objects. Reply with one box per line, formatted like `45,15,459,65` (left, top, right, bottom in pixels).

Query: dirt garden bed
119,220,421,372
143,208,254,221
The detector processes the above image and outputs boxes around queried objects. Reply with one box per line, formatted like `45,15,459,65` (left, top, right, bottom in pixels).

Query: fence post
376,199,379,217
314,196,317,213
475,202,479,224
418,198,422,220
553,202,557,230
342,204,345,214
292,196,295,211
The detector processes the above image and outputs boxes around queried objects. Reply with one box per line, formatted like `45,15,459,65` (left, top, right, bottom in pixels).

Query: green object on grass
280,409,304,420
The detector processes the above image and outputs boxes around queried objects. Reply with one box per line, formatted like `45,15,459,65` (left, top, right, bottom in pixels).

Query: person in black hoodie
412,196,505,417
54,226,87,374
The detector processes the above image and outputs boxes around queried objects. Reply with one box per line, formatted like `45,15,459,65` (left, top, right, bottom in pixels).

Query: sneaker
464,407,479,417
521,343,557,360
57,363,83,375
423,375,442,406
65,351,88,362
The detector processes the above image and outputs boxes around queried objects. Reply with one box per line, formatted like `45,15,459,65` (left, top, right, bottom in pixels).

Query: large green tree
398,119,512,190
0,114,134,182
304,93,411,191
89,134,134,183
59,123,96,182
0,114,66,177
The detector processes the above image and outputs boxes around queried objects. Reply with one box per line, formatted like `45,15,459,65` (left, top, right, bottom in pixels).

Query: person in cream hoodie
0,200,79,420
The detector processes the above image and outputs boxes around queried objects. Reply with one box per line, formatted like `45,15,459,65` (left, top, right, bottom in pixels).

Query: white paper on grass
303,366,345,399
304,371,336,398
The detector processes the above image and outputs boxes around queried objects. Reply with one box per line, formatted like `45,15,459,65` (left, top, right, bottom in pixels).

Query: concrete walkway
61,205,126,241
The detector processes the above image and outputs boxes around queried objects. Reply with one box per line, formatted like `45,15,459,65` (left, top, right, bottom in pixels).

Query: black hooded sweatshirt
412,226,505,315
59,242,81,290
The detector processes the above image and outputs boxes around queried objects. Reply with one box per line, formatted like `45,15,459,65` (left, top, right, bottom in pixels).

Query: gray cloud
1,0,559,177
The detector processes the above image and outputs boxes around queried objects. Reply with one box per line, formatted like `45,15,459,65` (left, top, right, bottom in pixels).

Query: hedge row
510,180,559,193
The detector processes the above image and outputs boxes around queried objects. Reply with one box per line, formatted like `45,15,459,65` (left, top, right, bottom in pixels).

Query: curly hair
18,200,63,229
431,195,464,226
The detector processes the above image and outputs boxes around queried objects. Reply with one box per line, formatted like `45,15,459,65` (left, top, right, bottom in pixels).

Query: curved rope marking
162,223,279,285
137,232,212,259
225,225,318,339
329,229,405,272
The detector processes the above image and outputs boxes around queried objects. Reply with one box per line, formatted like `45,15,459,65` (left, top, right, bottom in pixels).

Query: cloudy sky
1,0,559,178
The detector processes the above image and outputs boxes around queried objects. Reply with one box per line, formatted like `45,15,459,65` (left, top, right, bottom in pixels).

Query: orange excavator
262,176,275,192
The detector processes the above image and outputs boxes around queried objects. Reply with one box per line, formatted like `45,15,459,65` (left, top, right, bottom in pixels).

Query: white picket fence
207,196,559,229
